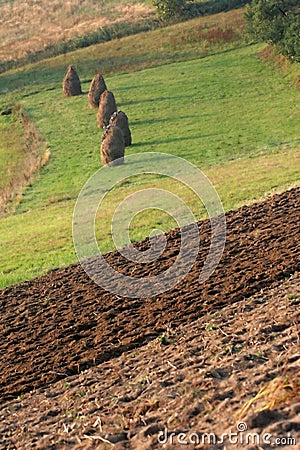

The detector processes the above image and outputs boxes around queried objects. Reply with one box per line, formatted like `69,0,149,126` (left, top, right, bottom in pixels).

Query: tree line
152,0,300,61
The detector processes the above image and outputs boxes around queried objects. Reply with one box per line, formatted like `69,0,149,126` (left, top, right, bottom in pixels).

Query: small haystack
100,125,125,167
88,73,107,109
62,65,82,97
97,90,117,128
109,110,132,147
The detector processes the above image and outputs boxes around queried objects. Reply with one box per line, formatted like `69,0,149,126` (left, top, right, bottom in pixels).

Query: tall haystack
97,90,117,128
109,110,132,147
62,65,82,97
100,125,125,167
88,73,107,109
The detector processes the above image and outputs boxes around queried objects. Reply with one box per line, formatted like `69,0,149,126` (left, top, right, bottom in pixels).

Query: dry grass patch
0,0,154,63
237,374,300,421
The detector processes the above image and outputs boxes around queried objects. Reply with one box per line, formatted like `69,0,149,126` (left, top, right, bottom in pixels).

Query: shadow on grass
185,0,250,17
131,115,198,127
122,93,197,107
131,133,217,147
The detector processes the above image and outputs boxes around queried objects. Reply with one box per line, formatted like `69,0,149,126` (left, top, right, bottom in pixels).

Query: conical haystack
100,125,125,167
97,90,117,128
62,65,82,97
88,73,107,109
109,110,132,147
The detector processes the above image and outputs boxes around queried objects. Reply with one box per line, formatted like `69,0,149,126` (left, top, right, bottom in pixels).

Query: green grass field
0,8,299,289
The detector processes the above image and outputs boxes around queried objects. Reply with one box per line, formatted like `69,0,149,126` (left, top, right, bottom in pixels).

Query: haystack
88,73,107,109
97,90,117,128
100,125,125,167
62,65,82,96
109,110,132,147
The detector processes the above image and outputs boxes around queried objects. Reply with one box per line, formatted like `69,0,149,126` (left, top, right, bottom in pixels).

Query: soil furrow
0,187,299,403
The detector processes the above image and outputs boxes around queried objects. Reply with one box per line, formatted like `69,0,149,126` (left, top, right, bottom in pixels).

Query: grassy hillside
0,8,246,91
0,0,153,67
0,8,299,289
13,46,300,210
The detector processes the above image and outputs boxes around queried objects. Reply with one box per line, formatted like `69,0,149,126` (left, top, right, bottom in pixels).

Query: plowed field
0,187,299,405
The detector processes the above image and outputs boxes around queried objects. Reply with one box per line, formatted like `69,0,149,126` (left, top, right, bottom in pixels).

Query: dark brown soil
0,187,299,401
0,187,299,449
0,272,299,449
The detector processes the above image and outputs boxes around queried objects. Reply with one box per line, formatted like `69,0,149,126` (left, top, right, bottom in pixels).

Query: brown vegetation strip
0,107,50,216
0,188,299,403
